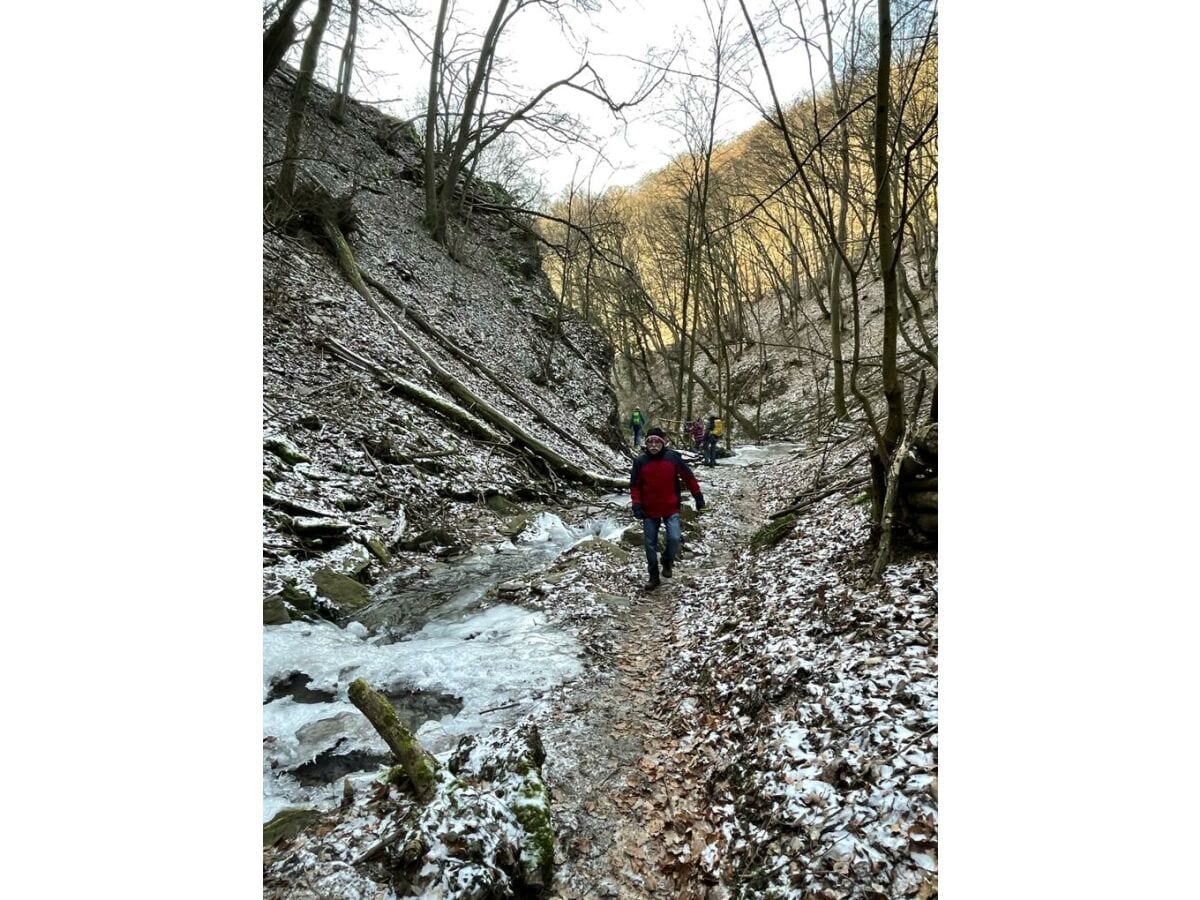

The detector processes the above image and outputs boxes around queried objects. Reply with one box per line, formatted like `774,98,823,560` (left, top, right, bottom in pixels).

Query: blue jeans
643,513,681,575
703,436,718,465
633,425,642,445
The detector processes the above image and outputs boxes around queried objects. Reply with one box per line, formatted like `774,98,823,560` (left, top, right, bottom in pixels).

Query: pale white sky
325,0,824,199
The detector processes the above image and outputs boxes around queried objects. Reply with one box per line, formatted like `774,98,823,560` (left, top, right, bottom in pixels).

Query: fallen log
770,475,870,519
363,270,607,465
348,678,440,803
319,335,501,443
322,218,626,492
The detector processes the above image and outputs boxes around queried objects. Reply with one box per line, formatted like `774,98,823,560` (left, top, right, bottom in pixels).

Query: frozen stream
263,444,800,822
263,511,625,822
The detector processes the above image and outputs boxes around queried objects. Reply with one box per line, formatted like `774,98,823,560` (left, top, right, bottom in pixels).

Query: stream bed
262,509,625,822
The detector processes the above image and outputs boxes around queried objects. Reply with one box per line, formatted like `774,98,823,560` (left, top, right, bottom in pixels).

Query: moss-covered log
750,513,798,552
263,807,322,846
348,678,440,803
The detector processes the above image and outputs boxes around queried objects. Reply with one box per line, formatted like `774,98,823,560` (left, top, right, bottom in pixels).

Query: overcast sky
333,0,823,199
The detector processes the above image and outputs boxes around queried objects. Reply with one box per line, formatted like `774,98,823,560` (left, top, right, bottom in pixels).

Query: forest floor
542,455,768,898
263,437,938,899
538,436,938,899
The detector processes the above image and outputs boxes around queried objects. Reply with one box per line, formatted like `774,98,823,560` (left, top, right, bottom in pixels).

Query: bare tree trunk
264,0,305,84
423,0,451,237
276,0,332,202
432,0,510,243
874,0,904,453
870,428,912,579
331,0,360,123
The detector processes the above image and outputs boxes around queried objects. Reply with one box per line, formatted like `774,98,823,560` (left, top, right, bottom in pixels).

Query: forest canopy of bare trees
264,0,937,566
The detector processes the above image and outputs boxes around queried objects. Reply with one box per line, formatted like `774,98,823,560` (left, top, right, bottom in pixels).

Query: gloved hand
694,494,706,511
632,504,645,520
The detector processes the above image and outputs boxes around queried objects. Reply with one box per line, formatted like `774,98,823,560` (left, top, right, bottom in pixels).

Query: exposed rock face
263,68,626,617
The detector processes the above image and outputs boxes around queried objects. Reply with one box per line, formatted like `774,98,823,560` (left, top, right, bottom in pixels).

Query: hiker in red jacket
630,427,706,590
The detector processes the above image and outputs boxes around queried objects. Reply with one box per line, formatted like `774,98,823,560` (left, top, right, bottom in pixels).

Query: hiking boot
644,575,661,591
662,562,673,578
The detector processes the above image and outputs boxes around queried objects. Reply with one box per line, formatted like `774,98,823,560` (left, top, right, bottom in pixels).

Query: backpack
712,418,725,437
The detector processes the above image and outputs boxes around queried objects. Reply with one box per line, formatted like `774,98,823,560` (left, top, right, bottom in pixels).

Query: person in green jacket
629,407,645,446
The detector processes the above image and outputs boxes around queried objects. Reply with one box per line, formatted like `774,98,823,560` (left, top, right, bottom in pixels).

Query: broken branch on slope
321,217,626,491
361,270,607,466
318,335,501,443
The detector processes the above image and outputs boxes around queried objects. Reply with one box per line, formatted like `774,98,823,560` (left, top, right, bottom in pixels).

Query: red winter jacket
630,449,702,518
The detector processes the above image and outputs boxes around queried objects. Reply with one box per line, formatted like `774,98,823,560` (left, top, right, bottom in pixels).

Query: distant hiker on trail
691,418,705,450
629,407,645,447
630,426,705,591
702,414,725,467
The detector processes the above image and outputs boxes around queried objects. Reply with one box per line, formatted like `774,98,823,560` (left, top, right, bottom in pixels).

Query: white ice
719,442,804,468
263,605,582,821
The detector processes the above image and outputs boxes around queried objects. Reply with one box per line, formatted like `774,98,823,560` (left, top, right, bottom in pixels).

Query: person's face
646,435,666,455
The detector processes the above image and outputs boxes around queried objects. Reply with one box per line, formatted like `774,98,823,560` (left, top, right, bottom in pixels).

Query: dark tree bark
263,0,305,84
331,0,360,123
874,0,904,453
276,0,332,202
423,0,451,233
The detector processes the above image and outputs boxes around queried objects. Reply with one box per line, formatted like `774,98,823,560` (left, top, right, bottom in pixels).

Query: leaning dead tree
274,0,332,203
319,215,626,491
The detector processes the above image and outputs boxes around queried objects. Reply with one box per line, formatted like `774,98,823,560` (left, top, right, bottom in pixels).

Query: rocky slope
263,68,629,619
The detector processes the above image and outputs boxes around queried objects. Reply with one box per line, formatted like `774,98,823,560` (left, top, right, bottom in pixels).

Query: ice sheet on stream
718,442,804,468
264,608,582,820
517,511,626,545
263,511,615,822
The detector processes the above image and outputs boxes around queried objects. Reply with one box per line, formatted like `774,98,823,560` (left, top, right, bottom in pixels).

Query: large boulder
264,435,310,465
498,511,538,539
312,567,371,611
263,594,291,625
564,536,629,563
486,494,521,515
263,807,322,846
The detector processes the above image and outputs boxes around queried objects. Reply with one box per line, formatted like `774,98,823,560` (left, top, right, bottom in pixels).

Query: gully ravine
263,443,800,896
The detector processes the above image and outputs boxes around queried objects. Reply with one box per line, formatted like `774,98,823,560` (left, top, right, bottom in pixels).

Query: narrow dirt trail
542,459,768,899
